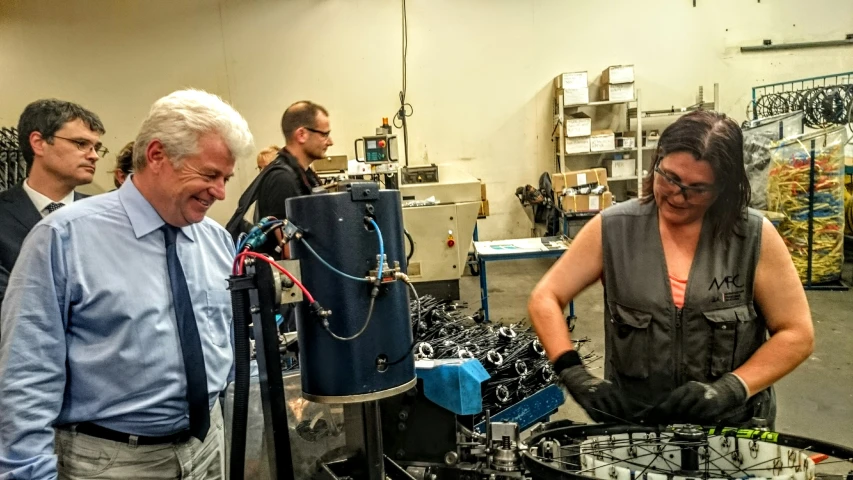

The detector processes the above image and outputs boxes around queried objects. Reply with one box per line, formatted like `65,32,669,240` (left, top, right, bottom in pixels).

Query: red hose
234,252,316,303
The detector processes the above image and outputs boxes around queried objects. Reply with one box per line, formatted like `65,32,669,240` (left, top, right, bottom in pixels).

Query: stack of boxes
553,65,636,208
552,167,613,213
557,71,589,106
557,66,636,157
565,112,592,154
557,71,593,155
600,65,635,102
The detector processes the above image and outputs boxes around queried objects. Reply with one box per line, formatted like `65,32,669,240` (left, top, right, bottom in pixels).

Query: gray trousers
56,402,225,480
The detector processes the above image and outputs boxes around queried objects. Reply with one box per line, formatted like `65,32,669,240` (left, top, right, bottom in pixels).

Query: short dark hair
280,101,328,142
17,99,106,170
641,110,750,240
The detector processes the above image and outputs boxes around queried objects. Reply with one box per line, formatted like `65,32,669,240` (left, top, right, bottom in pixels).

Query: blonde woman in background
256,145,280,171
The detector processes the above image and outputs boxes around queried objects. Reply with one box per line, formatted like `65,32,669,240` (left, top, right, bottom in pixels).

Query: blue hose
237,219,283,252
368,218,384,282
301,239,371,283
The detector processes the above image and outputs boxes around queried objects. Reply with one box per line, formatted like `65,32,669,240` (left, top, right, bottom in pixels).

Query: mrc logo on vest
709,274,744,303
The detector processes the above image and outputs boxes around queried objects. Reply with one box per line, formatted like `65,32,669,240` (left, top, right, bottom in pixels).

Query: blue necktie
161,225,210,441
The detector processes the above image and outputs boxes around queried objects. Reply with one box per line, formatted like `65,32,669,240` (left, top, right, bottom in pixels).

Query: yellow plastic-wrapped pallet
767,126,847,285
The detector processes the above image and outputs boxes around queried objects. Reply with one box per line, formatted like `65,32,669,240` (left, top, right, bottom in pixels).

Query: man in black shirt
257,101,331,221
225,101,331,262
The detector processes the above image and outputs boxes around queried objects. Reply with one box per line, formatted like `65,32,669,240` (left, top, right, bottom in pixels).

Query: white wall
2,0,852,238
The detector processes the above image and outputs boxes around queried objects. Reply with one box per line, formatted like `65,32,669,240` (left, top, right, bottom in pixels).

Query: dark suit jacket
0,185,87,311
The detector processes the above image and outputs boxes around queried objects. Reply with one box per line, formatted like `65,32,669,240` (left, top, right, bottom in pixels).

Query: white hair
133,89,254,171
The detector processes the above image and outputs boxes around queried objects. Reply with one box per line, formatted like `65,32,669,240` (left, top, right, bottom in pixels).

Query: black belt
73,422,192,445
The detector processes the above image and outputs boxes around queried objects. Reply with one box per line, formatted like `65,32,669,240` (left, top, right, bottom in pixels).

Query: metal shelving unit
628,84,718,120
553,89,643,197
566,98,639,107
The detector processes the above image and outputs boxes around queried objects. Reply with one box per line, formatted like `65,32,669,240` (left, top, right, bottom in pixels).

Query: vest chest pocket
609,303,652,379
703,305,754,377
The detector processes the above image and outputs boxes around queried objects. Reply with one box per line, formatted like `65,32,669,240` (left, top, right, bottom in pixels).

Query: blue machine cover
415,359,490,415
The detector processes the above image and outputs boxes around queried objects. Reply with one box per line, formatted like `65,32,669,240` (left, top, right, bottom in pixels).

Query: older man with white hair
0,89,254,480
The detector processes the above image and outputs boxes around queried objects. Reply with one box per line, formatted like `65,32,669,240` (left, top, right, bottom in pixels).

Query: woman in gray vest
529,111,813,428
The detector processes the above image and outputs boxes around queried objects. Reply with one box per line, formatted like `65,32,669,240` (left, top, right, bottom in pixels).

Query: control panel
355,135,399,164
401,164,439,184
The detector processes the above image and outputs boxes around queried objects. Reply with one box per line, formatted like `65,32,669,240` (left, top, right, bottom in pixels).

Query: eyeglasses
52,135,109,157
305,127,331,139
654,166,716,201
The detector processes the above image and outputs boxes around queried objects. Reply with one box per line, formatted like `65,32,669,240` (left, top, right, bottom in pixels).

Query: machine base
410,280,460,302
304,378,418,404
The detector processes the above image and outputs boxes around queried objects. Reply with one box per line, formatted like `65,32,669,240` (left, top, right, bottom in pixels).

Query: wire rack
749,72,853,126
1,127,26,193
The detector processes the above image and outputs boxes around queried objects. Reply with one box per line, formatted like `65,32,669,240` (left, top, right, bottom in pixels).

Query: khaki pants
56,401,225,480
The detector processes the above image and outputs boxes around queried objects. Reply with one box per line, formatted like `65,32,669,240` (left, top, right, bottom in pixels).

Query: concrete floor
459,258,853,447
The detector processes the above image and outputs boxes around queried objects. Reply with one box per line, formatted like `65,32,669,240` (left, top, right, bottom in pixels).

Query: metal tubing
343,402,386,480
806,139,816,288
741,38,853,53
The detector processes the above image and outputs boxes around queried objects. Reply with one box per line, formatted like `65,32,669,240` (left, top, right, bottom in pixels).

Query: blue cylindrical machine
287,183,415,403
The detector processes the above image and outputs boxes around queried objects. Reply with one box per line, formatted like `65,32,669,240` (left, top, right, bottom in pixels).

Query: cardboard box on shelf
590,130,616,152
562,88,589,106
562,191,613,212
600,82,635,102
478,200,490,218
556,71,588,90
552,167,608,193
601,65,635,84
565,112,592,137
565,136,591,155
605,158,635,178
616,131,637,149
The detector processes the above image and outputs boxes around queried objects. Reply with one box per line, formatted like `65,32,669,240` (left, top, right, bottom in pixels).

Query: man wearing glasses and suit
0,99,106,313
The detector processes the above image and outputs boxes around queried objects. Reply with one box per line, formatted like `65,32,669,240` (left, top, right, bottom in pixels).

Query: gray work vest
601,200,775,426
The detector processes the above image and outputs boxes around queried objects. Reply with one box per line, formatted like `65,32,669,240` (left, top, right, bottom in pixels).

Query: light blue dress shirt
0,178,235,479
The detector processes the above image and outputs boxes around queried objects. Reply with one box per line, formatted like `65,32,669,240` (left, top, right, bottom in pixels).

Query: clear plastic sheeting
743,111,804,210
767,126,847,284
224,370,346,480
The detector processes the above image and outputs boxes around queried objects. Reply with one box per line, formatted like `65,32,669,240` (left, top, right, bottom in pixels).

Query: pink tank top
669,273,687,308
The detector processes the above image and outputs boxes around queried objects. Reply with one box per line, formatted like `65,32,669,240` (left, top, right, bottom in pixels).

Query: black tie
161,225,210,441
44,202,64,214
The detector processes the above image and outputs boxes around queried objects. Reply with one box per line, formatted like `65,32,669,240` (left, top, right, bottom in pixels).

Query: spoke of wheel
547,458,582,468
634,442,684,473
529,429,853,480
703,441,758,478
548,439,701,461
572,447,682,476
634,448,665,479
704,455,792,474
